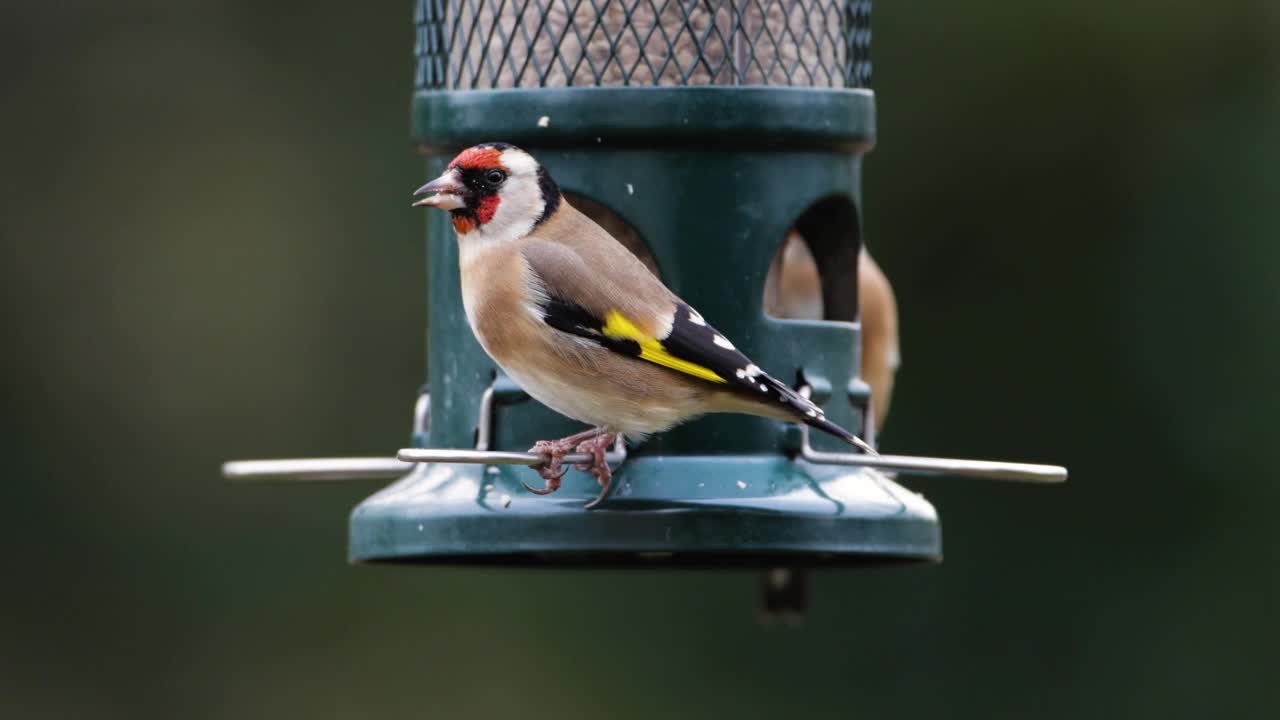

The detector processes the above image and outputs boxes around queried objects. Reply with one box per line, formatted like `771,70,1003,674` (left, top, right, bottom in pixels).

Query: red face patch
449,146,504,171
475,194,501,225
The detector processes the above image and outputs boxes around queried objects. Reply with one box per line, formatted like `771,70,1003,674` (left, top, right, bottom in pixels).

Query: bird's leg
523,427,605,496
573,431,618,509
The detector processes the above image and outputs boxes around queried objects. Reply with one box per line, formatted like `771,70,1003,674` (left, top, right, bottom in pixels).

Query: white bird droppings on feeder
537,115,550,127
736,480,747,489
501,494,512,508
626,183,634,195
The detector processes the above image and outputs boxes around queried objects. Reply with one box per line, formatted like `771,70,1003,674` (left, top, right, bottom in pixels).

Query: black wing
541,297,871,451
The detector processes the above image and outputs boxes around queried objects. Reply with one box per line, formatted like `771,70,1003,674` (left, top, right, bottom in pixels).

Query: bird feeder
225,1,1065,608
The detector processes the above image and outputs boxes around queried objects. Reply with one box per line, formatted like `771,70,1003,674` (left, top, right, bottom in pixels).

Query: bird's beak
412,170,467,210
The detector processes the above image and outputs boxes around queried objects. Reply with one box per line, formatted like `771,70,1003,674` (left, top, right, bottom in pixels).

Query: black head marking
535,164,561,226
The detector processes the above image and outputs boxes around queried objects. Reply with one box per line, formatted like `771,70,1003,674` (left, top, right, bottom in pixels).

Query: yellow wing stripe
602,311,727,384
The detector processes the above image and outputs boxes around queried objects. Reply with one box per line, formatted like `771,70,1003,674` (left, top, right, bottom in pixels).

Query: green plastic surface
349,86,941,565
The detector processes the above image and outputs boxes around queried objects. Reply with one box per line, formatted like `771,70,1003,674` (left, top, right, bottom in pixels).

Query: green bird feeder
224,1,1066,610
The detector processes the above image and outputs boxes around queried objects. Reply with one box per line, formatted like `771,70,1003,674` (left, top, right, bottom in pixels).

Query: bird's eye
485,169,506,185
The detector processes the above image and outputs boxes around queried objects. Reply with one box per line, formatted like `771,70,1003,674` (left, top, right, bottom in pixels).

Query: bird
855,249,901,435
413,142,876,508
763,232,900,434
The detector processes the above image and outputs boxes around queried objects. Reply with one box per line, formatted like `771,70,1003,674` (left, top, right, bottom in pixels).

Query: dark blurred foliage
2,1,1278,717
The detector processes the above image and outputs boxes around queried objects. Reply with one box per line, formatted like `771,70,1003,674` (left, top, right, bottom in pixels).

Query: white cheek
475,178,542,245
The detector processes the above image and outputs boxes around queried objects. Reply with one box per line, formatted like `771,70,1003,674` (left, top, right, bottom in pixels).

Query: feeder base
348,456,941,567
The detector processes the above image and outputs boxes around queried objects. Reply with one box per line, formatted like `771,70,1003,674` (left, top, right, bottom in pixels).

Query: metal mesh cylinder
414,0,871,90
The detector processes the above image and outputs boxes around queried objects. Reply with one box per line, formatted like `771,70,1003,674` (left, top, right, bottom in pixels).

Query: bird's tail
753,374,879,456
805,414,879,456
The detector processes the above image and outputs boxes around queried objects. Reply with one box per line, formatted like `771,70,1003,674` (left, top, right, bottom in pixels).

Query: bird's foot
522,428,605,496
572,432,617,509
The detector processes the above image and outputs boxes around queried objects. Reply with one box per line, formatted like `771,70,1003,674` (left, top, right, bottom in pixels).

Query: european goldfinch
764,232,900,433
855,249,901,434
414,142,876,507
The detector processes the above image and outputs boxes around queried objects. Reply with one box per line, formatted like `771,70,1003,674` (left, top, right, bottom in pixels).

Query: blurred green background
3,0,1278,717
